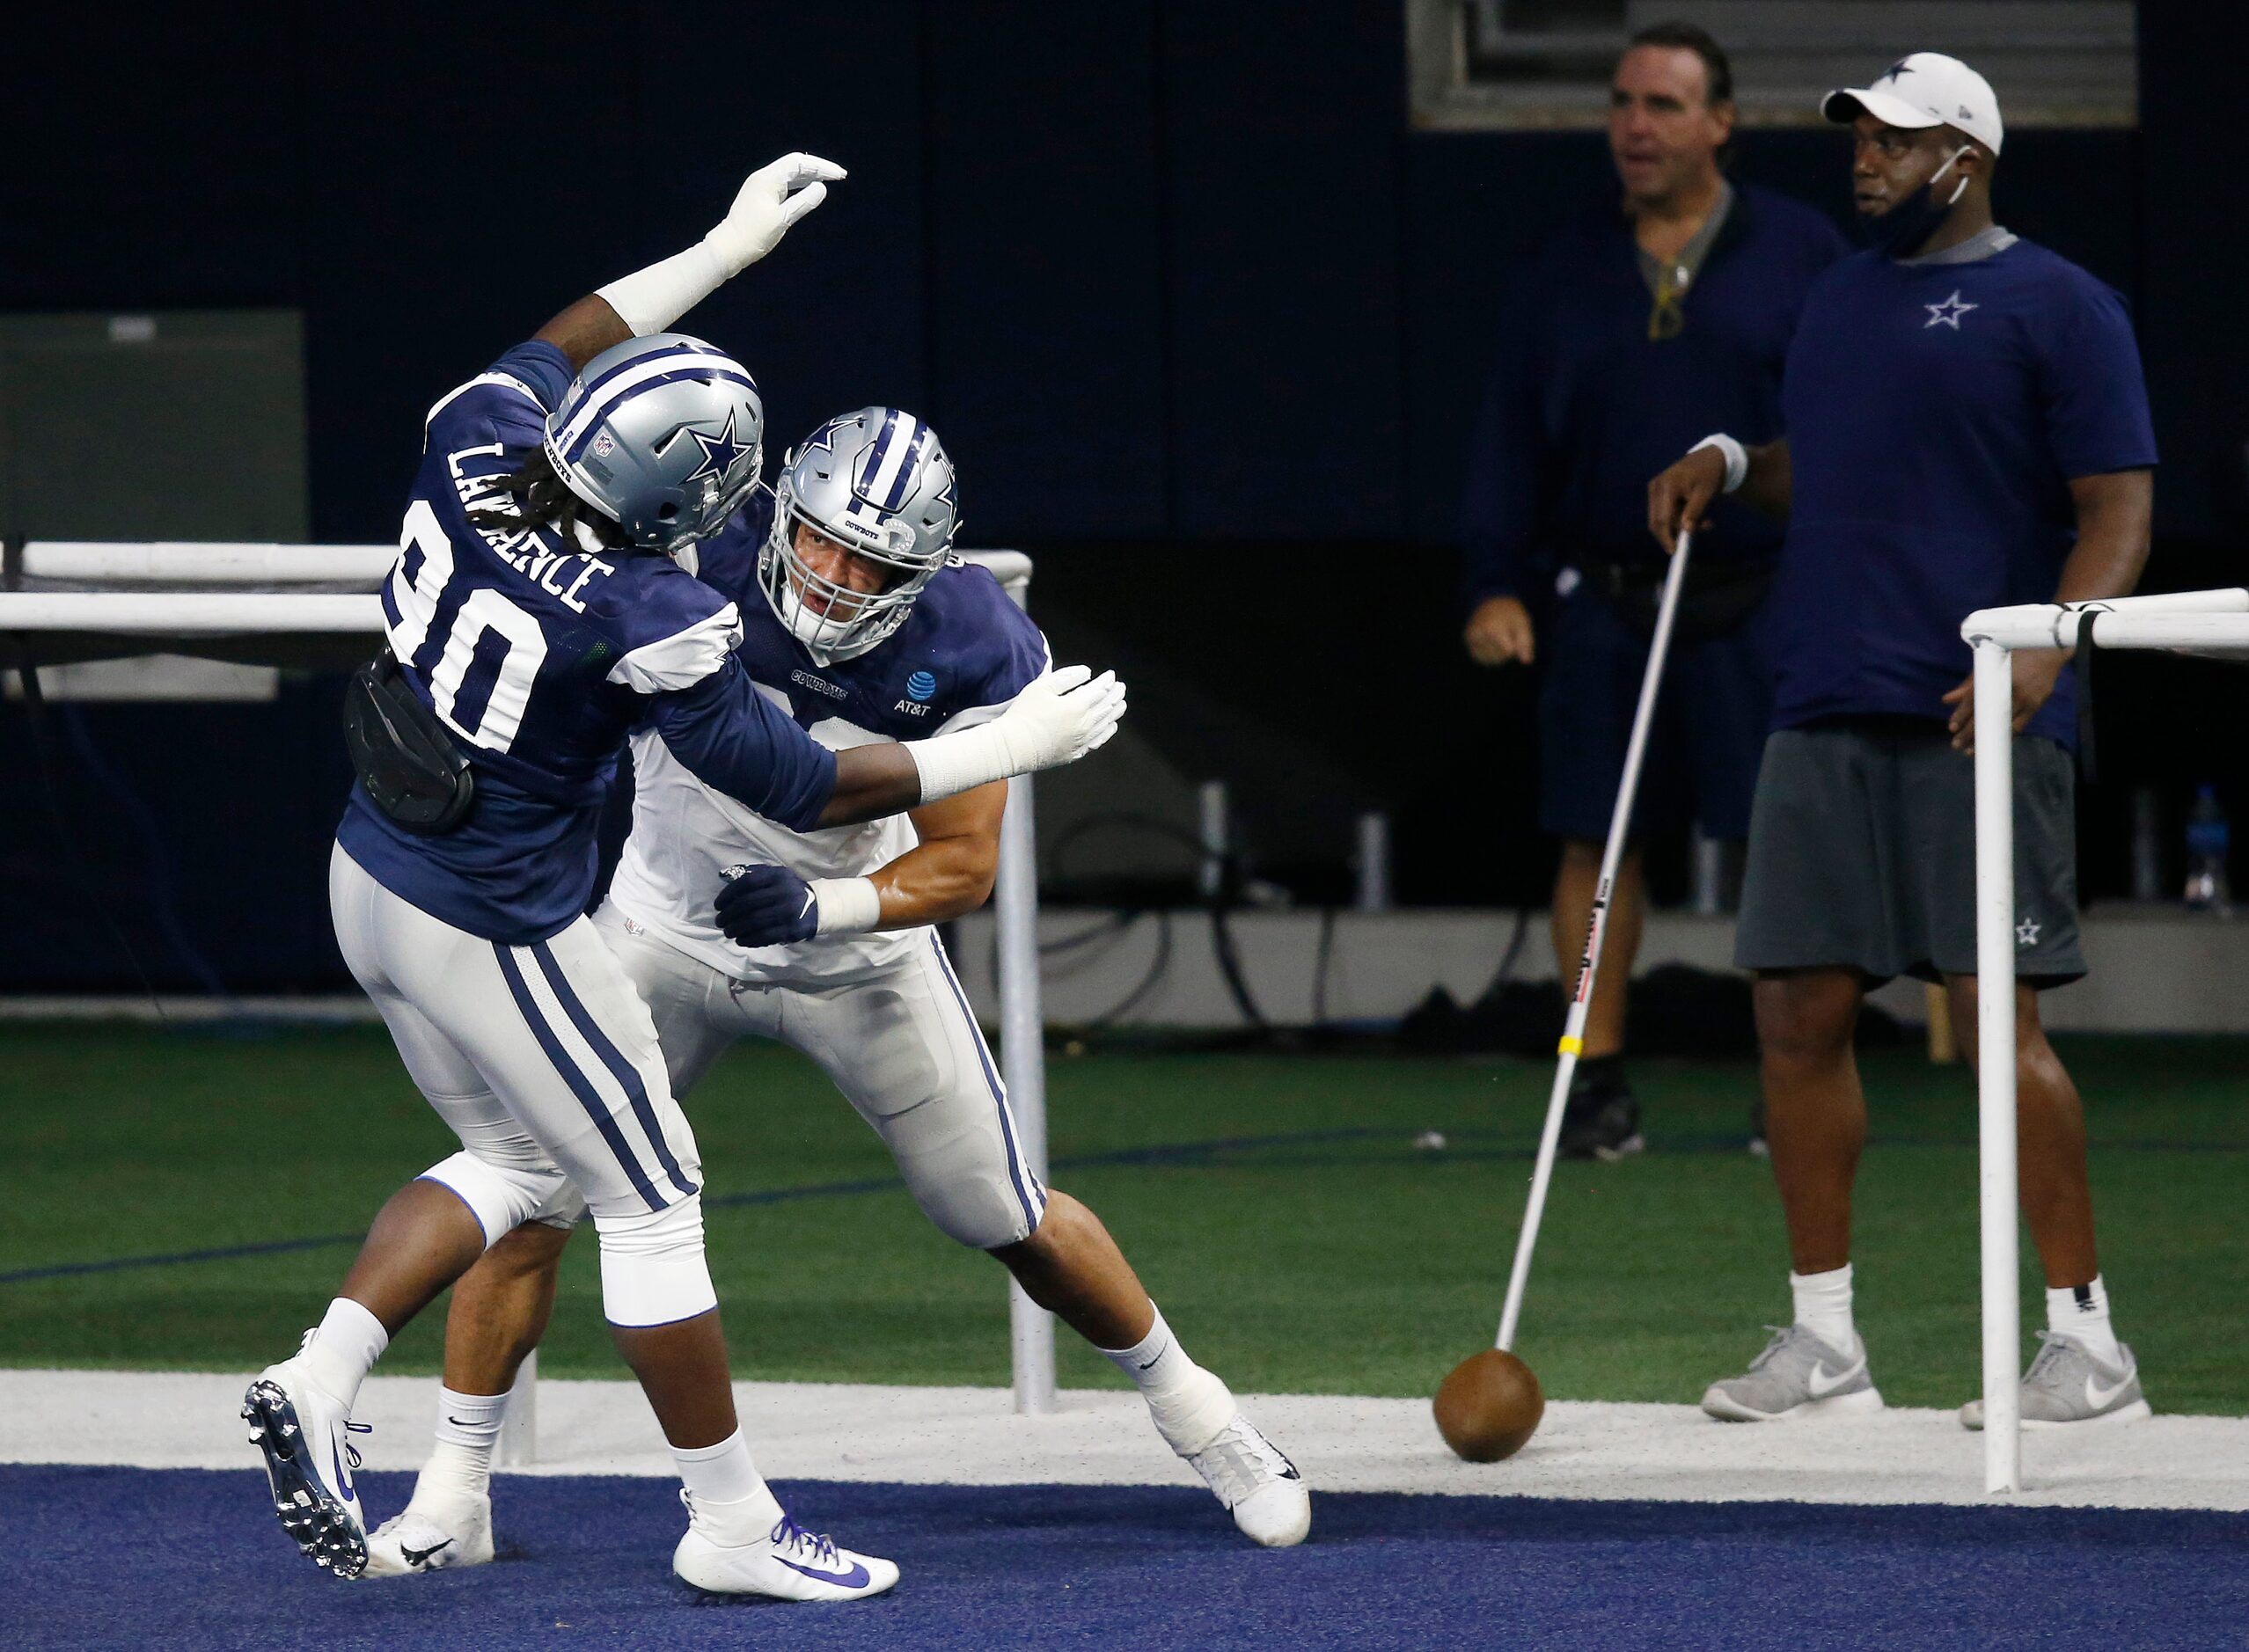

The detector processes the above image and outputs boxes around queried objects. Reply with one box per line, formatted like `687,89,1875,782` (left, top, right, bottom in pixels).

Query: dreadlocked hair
466,446,626,550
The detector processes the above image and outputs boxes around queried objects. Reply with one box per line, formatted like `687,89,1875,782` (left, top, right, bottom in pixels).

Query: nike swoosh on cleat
330,1441,358,1506
1804,1362,1862,1398
779,1556,872,1590
2085,1369,2136,1409
400,1539,454,1568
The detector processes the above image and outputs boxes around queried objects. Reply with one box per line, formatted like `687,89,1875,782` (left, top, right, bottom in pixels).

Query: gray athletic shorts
1733,718,2085,988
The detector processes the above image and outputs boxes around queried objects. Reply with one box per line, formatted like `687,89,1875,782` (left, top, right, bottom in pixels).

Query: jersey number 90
384,499,550,754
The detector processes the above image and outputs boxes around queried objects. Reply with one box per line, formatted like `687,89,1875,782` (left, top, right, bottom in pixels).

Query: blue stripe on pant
928,934,1044,1236
491,943,669,1214
531,941,698,1199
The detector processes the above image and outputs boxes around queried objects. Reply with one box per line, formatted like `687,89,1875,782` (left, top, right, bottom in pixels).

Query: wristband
596,241,728,337
809,876,883,938
906,721,1015,804
1689,433,1748,495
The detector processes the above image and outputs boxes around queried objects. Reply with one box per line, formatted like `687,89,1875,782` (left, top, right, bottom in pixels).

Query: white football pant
569,901,1049,1250
329,844,715,1326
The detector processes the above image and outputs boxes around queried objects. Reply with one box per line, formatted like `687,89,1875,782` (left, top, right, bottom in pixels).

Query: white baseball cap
1822,52,2004,157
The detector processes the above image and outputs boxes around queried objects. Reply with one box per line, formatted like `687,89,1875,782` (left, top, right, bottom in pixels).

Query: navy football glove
714,863,820,948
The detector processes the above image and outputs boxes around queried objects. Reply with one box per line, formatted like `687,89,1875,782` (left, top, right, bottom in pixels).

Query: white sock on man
2048,1276,2122,1365
1790,1265,1857,1356
671,1429,784,1545
414,1386,509,1507
1097,1303,1236,1457
298,1297,389,1410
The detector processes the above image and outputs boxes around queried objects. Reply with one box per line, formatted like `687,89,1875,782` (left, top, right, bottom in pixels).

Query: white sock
1789,1265,1857,1355
414,1386,508,1507
299,1297,388,1409
2048,1276,2122,1365
672,1429,784,1544
1098,1303,1236,1457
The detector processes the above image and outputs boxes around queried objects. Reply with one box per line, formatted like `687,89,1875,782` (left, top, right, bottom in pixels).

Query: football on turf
1433,1348,1543,1462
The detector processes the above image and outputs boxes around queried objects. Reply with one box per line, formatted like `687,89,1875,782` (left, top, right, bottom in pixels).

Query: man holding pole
1647,55,2156,1426
1461,21,1845,1158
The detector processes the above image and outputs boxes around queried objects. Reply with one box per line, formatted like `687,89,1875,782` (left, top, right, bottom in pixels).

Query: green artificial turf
2,1022,2243,1414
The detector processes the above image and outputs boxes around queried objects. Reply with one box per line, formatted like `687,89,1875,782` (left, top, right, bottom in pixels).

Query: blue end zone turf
8,1466,2246,1649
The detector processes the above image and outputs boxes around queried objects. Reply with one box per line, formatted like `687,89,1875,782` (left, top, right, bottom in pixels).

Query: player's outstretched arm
531,152,848,370
713,784,1008,949
821,666,1127,827
653,660,1124,833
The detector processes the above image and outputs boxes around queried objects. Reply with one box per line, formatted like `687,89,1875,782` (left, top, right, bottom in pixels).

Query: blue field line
7,1122,2241,1289
0,1127,1390,1287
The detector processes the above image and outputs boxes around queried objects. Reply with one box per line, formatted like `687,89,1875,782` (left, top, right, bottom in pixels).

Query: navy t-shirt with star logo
1767,238,2157,743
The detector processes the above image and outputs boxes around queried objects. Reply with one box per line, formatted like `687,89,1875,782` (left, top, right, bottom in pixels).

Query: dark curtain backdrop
2,3,2242,990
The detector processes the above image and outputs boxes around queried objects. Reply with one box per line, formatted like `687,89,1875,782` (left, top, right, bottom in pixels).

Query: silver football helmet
759,407,959,662
542,333,764,554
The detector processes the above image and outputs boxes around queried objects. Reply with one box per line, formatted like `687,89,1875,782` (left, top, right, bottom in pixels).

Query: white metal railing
1960,586,2249,1494
0,539,1059,1454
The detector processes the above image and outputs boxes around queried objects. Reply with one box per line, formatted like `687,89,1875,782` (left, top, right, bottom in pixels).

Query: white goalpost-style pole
1969,637,2022,1494
976,552,1059,1415
1495,530,1693,1353
1960,585,2249,1496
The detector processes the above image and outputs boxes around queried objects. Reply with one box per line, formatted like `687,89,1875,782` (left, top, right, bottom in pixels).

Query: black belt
1570,552,1776,642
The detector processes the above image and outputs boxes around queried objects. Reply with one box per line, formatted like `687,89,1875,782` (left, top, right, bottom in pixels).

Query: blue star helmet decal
683,410,751,485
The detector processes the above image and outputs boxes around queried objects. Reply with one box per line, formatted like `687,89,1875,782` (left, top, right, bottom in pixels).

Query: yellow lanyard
1649,262,1690,341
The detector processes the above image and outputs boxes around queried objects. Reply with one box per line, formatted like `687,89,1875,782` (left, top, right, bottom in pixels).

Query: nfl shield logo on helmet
592,431,617,459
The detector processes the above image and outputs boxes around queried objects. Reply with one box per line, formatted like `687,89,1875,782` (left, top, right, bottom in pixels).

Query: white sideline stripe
4,1371,2246,1511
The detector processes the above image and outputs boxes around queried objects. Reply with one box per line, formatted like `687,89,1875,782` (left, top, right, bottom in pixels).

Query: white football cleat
362,1494,495,1578
672,1496,899,1602
1185,1414,1311,1547
242,1345,370,1579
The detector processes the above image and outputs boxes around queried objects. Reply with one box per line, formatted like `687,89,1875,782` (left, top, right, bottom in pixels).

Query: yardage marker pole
1496,530,1693,1352
1971,637,2023,1492
990,561,1057,1415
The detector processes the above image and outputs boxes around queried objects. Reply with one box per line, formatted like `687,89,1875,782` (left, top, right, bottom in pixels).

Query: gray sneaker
1701,1325,1884,1422
1959,1332,2151,1430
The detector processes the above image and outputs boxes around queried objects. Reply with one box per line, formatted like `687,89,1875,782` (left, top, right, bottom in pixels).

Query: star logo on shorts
2016,917,2041,947
1925,290,1978,330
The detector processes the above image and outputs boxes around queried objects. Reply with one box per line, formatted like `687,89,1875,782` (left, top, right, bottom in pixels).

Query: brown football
1432,1348,1544,1462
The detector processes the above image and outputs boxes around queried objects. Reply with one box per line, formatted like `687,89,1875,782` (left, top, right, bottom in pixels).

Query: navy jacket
1460,183,1848,604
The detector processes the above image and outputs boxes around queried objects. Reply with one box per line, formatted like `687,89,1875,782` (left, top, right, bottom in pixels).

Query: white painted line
4,1371,2245,1511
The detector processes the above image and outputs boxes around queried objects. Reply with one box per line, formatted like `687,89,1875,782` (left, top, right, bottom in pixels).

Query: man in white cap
1647,55,2157,1427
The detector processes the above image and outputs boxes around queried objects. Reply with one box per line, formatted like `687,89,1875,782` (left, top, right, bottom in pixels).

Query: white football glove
703,152,848,276
908,664,1129,802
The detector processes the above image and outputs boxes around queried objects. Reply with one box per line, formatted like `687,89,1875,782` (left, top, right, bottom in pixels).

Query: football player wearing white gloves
244,157,1125,1602
363,411,1308,1579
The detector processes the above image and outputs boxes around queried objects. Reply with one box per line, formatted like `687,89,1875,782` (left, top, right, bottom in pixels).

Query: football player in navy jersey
360,411,1308,1576
243,156,1127,1598
1649,58,2156,1429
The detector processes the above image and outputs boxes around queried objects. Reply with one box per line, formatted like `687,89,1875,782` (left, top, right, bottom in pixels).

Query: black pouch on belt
342,648,476,835
1576,553,1776,643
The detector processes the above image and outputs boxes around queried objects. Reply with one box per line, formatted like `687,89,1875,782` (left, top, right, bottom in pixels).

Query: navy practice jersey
336,341,838,944
685,491,1050,740
1767,239,2157,742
